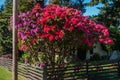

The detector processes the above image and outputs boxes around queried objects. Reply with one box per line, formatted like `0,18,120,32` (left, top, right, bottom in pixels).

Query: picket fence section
0,57,120,80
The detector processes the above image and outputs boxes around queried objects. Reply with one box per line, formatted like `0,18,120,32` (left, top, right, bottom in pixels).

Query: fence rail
0,57,120,80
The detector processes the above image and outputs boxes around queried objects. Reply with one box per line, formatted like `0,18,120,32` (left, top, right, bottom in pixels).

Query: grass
0,66,26,80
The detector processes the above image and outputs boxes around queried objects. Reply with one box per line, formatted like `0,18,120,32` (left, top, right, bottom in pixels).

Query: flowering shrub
10,4,113,66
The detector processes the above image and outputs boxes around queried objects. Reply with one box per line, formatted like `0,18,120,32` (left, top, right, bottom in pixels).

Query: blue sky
84,3,103,16
0,0,5,6
0,0,102,16
83,0,103,16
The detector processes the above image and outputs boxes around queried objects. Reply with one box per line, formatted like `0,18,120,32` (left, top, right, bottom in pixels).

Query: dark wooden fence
0,57,120,80
46,60,120,80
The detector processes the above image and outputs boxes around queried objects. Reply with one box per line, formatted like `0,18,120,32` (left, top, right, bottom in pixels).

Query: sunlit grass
0,66,26,80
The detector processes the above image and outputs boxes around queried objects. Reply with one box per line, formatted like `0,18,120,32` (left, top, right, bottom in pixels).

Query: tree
49,0,63,5
0,0,12,54
109,27,120,50
49,0,87,13
0,15,12,54
3,0,12,17
0,5,4,19
69,0,87,13
88,0,120,27
3,0,44,13
18,0,35,12
0,5,4,12
18,0,46,12
87,0,120,52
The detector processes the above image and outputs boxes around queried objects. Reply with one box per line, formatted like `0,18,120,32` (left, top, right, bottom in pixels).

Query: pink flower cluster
35,4,112,45
10,4,113,50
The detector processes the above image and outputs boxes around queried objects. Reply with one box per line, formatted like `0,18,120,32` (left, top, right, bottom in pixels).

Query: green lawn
0,67,26,80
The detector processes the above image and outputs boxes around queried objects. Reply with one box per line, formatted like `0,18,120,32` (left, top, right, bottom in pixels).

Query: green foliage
90,53,109,61
100,27,120,51
88,0,120,51
69,0,87,13
49,0,86,13
4,0,12,14
49,0,63,5
20,51,45,64
101,55,109,60
19,52,29,63
4,0,36,13
90,53,101,61
109,27,120,50
0,0,13,54
0,14,12,54
18,0,35,12
89,0,120,27
0,5,4,12
0,1,10,54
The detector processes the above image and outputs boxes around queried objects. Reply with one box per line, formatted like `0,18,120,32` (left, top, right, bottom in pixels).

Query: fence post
118,60,120,76
86,61,89,80
43,65,47,80
26,64,30,79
